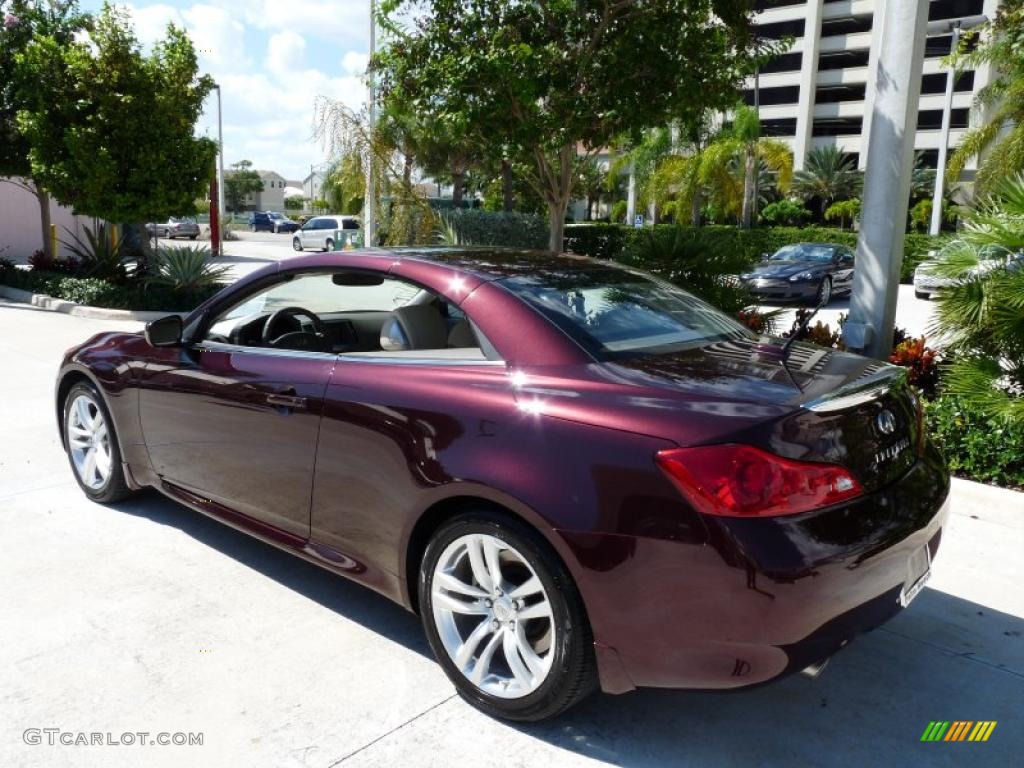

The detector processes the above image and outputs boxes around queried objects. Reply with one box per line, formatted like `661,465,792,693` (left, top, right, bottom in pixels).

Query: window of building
759,52,803,74
761,118,797,137
820,15,873,37
742,85,800,106
815,84,867,104
812,117,863,137
917,108,969,130
818,50,870,71
921,70,974,94
756,18,805,40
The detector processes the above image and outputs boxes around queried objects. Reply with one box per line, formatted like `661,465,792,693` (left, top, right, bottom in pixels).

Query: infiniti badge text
875,438,910,466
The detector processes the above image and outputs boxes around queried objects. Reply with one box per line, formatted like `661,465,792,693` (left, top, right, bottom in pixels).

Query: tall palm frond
791,146,862,214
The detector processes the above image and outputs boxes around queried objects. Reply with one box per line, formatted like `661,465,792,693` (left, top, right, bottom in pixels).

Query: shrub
889,337,940,398
563,224,946,282
621,225,755,314
0,257,15,277
824,199,860,230
147,246,231,293
28,249,53,271
442,209,549,249
925,395,1024,489
0,267,221,312
760,199,810,226
610,200,627,224
61,223,126,281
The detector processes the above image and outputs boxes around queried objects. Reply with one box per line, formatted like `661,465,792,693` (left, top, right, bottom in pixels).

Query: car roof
366,246,622,282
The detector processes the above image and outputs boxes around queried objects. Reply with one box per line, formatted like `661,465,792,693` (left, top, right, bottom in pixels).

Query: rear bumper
563,440,951,692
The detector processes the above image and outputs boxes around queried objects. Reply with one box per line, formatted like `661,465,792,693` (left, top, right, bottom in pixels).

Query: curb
0,285,172,322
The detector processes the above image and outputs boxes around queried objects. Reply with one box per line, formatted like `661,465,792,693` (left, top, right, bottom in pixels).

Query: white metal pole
215,84,225,255
929,25,959,236
364,0,377,247
625,161,636,225
844,0,929,359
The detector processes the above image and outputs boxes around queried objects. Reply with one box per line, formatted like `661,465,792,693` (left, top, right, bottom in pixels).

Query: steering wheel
261,306,327,350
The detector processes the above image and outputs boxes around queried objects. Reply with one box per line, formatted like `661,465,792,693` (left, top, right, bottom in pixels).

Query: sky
80,1,372,183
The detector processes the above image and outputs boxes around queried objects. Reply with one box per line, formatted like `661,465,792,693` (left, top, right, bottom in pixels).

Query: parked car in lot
145,217,200,240
739,242,856,306
293,215,361,252
249,211,299,233
56,247,949,722
913,244,1024,299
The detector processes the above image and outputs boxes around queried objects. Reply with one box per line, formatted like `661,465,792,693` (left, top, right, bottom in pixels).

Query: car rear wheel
915,290,929,300
323,238,333,252
292,237,302,252
815,277,832,306
420,512,596,722
63,381,132,504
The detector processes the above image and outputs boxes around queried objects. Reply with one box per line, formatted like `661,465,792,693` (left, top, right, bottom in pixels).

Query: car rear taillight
655,444,863,518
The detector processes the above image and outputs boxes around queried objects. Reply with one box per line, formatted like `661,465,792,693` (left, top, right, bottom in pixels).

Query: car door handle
265,391,307,410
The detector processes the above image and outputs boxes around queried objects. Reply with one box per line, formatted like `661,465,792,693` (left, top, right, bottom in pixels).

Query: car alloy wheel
63,382,131,503
420,513,596,721
67,393,112,491
292,237,302,251
324,238,334,252
431,533,555,698
816,277,832,306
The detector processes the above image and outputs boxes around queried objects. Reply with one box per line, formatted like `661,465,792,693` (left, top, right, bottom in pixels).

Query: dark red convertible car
56,248,949,721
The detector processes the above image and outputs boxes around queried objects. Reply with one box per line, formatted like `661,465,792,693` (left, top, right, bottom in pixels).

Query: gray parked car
146,217,200,240
292,215,361,252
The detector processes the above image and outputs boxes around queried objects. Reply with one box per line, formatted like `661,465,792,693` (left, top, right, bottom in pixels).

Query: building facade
747,0,999,172
241,171,288,212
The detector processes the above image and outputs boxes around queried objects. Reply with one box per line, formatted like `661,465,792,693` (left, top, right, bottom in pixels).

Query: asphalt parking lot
1,292,1022,768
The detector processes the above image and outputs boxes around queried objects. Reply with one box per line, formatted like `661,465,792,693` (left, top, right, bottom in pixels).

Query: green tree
824,198,860,230
0,0,90,259
376,0,772,251
324,154,365,215
284,195,306,211
760,198,809,226
948,1,1024,191
224,160,264,213
698,105,793,227
17,4,216,253
791,146,862,220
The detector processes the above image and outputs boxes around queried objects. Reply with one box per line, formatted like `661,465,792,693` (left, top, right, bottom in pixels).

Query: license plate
899,545,932,607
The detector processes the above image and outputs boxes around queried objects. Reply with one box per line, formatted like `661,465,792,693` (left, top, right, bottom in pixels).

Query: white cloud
266,30,307,76
119,1,370,179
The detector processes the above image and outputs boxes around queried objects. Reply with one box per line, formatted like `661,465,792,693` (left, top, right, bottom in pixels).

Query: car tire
163,228,172,239
62,381,133,504
324,238,334,252
915,290,929,300
815,277,832,307
189,234,197,240
292,238,302,252
419,511,597,722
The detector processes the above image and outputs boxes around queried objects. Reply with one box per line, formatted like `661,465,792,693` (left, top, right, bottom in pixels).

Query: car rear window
499,266,749,359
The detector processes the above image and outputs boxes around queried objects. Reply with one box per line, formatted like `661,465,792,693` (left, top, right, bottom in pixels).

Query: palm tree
930,173,1024,425
947,5,1024,192
791,146,862,219
698,105,793,228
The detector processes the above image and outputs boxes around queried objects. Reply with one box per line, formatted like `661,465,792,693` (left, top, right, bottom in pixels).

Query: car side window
342,219,359,230
201,271,498,362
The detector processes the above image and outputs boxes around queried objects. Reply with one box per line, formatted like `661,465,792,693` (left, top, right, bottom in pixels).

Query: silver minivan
292,215,361,252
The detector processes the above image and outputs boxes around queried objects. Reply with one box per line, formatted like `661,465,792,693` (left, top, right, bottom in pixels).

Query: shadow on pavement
113,491,1023,766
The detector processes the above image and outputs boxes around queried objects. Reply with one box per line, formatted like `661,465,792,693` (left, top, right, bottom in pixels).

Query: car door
834,247,856,292
320,218,338,250
300,219,319,249
137,291,335,540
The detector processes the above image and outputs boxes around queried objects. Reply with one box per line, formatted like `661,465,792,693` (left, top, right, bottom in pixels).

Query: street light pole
364,0,377,247
843,0,929,359
927,15,987,235
214,84,225,257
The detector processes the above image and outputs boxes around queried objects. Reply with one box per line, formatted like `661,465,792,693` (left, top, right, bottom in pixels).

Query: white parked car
292,215,361,252
914,244,1023,299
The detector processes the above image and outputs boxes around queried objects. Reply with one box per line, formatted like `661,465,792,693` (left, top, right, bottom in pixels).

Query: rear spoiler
801,366,907,413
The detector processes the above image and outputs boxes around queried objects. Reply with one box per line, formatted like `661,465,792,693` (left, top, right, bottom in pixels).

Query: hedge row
446,209,549,249
926,395,1024,489
0,268,221,312
563,224,947,282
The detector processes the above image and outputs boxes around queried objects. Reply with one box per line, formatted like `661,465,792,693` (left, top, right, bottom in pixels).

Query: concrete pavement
1,299,1022,768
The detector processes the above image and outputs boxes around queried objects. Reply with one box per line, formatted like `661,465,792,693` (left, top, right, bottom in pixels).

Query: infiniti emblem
876,409,897,435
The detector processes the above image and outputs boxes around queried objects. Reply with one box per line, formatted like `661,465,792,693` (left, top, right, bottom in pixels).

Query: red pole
210,175,220,257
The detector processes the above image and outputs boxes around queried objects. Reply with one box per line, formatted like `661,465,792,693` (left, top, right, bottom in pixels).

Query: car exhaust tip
800,658,830,679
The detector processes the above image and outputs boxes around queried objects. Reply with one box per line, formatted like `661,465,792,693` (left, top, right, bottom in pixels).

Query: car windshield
770,244,835,263
269,212,285,219
223,274,420,320
499,267,749,359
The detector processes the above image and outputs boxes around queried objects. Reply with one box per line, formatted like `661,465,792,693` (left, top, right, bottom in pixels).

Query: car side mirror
145,314,183,347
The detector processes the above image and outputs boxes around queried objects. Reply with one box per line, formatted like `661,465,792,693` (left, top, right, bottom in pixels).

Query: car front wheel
63,381,132,503
420,512,596,722
815,276,832,306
